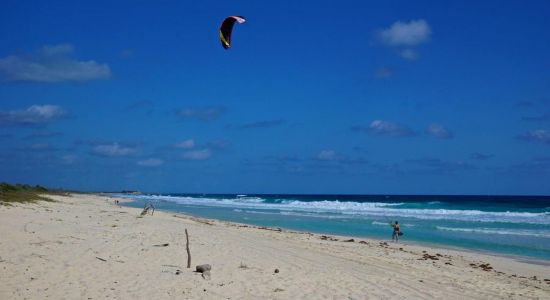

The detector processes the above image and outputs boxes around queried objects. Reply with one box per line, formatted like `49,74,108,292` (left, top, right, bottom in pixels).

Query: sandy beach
1,193,549,299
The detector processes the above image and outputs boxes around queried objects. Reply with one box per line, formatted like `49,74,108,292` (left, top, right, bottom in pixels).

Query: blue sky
1,0,550,194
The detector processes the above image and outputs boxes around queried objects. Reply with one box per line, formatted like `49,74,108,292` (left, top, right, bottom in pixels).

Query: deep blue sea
118,194,550,260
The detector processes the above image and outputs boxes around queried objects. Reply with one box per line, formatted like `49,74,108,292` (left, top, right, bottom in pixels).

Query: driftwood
140,202,155,216
196,264,211,273
196,264,211,280
185,229,191,268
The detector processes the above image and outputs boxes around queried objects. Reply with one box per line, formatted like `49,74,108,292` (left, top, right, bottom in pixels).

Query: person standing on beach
391,221,400,242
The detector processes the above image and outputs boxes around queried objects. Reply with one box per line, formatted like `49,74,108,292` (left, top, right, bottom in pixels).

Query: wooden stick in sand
185,228,191,268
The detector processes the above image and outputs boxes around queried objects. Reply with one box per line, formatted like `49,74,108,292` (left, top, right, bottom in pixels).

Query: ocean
118,194,550,260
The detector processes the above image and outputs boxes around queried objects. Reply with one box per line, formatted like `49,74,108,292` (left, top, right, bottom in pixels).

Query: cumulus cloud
313,150,368,166
316,150,337,161
425,123,454,139
0,105,66,127
377,19,431,61
91,143,137,157
378,19,431,46
0,44,110,82
516,129,550,144
176,106,226,122
137,158,164,167
175,139,195,149
353,120,415,137
182,149,211,160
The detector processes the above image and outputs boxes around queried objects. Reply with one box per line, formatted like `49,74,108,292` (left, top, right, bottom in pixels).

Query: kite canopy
219,16,246,49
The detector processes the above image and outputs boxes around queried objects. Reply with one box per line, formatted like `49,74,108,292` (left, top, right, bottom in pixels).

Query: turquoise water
118,193,550,260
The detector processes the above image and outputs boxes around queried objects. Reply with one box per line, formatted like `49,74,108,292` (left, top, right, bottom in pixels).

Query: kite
219,16,246,49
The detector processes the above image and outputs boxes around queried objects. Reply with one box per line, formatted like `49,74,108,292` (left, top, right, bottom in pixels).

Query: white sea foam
436,226,550,238
372,221,415,227
124,194,550,225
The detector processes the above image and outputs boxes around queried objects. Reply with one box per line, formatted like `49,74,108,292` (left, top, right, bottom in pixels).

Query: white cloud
182,149,211,160
91,143,136,157
426,123,454,139
316,150,337,161
379,19,431,46
0,44,111,82
355,120,415,137
0,105,66,126
517,129,550,144
175,139,195,149
137,158,164,167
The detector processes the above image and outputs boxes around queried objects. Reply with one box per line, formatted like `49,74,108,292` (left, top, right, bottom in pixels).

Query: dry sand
1,193,549,299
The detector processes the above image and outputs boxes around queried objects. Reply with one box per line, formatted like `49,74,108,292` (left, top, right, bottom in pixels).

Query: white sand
1,193,549,299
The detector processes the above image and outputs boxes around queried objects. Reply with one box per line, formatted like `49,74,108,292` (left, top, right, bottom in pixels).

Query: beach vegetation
0,182,66,204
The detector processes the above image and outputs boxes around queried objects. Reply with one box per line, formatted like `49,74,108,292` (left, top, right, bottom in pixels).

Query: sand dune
1,193,549,299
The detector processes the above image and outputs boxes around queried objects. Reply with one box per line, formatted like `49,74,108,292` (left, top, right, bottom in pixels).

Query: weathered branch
185,228,191,268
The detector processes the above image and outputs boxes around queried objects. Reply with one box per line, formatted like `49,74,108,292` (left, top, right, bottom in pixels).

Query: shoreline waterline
118,193,550,262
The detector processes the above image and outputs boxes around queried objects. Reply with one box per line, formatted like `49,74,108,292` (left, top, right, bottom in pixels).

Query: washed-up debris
418,254,439,261
258,226,282,232
470,263,493,271
153,243,169,247
343,239,355,242
196,264,212,280
95,257,107,262
140,202,155,216
189,217,214,226
320,235,338,241
196,264,211,273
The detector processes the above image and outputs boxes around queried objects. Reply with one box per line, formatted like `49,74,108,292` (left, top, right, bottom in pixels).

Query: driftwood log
196,264,211,273
185,229,191,268
140,202,155,216
196,264,212,280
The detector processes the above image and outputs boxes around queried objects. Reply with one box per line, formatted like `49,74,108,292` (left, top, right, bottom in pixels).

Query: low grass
0,182,66,205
